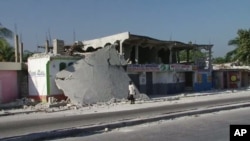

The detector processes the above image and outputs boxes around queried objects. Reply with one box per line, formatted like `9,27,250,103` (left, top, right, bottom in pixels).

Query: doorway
185,72,193,91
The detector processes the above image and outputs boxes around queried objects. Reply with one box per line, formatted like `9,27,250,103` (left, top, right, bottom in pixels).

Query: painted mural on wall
229,72,240,88
169,64,193,71
127,64,193,72
194,71,212,91
127,64,169,72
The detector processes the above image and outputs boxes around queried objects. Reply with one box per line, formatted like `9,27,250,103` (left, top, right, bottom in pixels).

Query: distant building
213,64,250,89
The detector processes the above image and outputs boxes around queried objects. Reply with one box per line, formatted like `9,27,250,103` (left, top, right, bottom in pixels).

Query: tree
0,23,13,39
23,50,34,62
179,49,207,62
228,29,250,65
0,39,15,61
0,23,14,62
212,57,227,64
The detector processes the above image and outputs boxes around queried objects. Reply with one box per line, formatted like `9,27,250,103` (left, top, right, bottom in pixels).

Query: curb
0,110,38,117
2,102,250,141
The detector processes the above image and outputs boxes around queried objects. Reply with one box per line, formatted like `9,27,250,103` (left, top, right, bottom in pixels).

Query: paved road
1,95,250,139
54,107,250,141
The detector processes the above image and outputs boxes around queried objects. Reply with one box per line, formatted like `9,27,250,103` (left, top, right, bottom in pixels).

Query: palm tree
228,29,250,65
23,50,34,62
0,23,14,62
0,39,15,62
0,23,13,39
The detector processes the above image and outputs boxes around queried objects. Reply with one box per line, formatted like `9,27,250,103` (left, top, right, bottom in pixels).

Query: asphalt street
53,107,250,141
1,95,250,139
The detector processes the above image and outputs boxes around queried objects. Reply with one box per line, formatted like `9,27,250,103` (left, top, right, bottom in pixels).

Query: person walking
128,81,136,104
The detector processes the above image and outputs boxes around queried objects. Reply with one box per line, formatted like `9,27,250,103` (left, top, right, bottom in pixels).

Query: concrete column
19,42,23,63
186,49,190,63
119,41,123,55
14,35,20,62
45,40,49,54
135,45,139,64
208,47,212,72
169,47,172,64
177,50,180,63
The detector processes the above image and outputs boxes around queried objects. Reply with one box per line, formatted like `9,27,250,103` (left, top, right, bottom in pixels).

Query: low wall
0,71,18,103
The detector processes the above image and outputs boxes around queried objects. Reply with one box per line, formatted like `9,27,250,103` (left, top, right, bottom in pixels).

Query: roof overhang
82,32,213,51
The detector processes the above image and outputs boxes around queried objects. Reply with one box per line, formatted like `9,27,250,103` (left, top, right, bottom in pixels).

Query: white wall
152,72,185,84
82,32,129,49
28,57,49,96
49,59,78,95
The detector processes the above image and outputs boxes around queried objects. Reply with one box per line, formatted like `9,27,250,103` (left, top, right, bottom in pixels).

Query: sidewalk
1,88,250,118
1,89,250,141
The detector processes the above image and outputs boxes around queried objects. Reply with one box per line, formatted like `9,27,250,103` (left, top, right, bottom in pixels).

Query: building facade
28,54,81,101
213,67,250,89
81,32,213,96
0,62,27,104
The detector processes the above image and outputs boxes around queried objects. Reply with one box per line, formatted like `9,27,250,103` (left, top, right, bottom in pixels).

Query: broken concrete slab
55,45,132,105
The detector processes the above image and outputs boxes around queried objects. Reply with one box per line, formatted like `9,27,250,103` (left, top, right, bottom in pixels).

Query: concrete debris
0,98,38,109
136,93,150,101
0,96,77,113
48,100,67,108
55,44,132,105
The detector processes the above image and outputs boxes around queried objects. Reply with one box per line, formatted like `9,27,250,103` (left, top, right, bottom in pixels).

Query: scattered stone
49,101,67,108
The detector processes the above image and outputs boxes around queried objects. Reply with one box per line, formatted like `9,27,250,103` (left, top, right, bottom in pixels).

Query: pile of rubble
55,44,133,105
0,97,76,111
0,93,151,114
0,98,38,110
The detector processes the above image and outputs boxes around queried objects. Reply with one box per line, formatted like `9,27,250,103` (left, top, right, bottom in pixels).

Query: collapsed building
28,39,134,105
55,44,131,105
81,32,213,95
28,32,213,105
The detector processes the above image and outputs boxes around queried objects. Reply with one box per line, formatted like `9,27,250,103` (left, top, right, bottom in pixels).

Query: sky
1,0,250,57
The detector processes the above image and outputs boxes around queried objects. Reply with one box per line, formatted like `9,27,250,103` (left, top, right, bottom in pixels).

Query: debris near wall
0,98,38,110
55,44,132,106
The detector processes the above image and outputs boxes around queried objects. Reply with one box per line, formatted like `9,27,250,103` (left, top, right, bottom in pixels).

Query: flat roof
0,62,26,71
82,32,213,50
127,33,213,50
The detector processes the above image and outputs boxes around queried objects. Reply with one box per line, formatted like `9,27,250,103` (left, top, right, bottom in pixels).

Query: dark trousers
129,95,135,104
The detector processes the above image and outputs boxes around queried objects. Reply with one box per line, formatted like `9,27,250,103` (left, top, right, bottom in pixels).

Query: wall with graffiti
212,70,249,89
127,64,189,95
193,71,212,91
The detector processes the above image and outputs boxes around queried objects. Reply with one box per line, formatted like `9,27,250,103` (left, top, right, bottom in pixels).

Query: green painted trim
46,61,51,95
45,57,80,95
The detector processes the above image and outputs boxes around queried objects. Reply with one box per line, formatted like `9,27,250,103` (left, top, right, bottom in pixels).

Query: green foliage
23,50,34,62
0,23,13,39
179,49,207,62
0,38,15,62
212,57,227,64
0,23,14,62
228,29,250,65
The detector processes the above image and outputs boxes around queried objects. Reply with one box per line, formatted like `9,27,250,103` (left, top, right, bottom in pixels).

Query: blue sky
1,0,250,57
